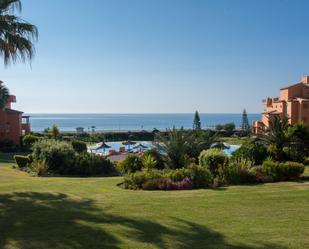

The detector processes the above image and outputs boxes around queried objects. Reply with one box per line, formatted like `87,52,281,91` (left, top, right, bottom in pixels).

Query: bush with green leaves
223,123,235,132
199,148,228,176
262,160,305,181
72,140,87,153
30,159,49,176
142,154,157,171
73,153,116,176
231,140,267,165
32,139,76,174
117,154,143,174
123,170,164,190
250,166,274,183
123,164,212,190
187,164,213,188
22,134,39,148
142,148,166,169
14,155,32,168
223,160,256,184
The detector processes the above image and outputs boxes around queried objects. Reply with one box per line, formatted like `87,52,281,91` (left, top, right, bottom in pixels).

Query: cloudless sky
2,0,309,113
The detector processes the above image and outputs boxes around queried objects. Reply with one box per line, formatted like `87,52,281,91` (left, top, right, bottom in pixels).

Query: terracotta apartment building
0,85,30,145
253,76,309,133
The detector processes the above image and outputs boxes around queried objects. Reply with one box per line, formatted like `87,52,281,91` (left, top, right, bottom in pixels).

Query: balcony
22,116,31,134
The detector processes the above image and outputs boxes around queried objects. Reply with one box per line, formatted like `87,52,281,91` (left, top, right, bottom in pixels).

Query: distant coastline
26,113,261,132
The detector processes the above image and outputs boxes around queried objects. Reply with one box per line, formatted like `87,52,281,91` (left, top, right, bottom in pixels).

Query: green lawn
0,154,308,249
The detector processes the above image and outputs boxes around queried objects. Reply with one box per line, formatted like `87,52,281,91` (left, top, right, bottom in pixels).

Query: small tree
50,124,60,139
193,111,201,130
223,123,235,132
142,154,157,171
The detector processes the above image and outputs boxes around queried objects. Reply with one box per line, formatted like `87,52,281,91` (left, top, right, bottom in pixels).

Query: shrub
123,170,164,190
224,160,256,184
73,153,116,176
283,146,306,163
23,134,39,148
14,155,31,168
187,164,213,189
262,160,305,181
142,148,166,169
142,154,157,171
30,160,49,176
72,140,87,154
32,139,76,174
117,154,143,174
250,166,274,183
123,165,211,190
223,123,235,132
231,140,267,165
167,168,191,182
199,148,228,176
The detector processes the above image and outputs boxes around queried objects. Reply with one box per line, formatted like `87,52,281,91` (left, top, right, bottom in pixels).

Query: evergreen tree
242,109,250,130
193,111,201,130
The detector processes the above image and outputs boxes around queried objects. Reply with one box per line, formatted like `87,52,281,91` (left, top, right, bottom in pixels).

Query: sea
26,113,261,132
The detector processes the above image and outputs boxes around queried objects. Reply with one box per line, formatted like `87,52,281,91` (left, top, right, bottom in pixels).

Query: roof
4,108,23,114
280,82,303,90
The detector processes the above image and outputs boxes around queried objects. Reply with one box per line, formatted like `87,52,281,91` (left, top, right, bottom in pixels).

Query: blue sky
2,0,309,113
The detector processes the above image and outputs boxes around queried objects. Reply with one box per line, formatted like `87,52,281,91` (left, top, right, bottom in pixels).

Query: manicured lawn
220,136,252,145
0,154,308,249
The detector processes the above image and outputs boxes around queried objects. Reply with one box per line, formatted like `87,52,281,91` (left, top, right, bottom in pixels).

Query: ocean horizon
26,113,261,132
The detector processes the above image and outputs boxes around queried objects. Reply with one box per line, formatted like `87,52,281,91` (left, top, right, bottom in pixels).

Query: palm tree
186,129,222,159
0,80,9,109
260,115,289,161
155,127,190,169
0,0,38,66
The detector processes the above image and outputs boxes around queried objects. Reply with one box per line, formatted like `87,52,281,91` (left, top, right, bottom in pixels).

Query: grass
220,136,252,145
0,154,308,249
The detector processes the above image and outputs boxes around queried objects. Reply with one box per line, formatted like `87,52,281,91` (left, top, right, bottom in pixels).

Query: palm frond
0,0,37,66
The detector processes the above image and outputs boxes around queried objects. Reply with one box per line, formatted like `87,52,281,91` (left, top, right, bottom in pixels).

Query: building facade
253,76,309,133
0,92,30,145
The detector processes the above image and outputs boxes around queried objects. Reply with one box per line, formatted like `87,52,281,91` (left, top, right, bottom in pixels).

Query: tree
50,124,60,139
260,116,289,161
193,110,201,130
0,80,9,109
285,122,309,162
186,129,222,160
223,123,235,132
155,127,190,169
0,0,38,66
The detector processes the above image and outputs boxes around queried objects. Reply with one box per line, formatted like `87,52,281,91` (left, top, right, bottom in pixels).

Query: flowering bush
123,165,211,190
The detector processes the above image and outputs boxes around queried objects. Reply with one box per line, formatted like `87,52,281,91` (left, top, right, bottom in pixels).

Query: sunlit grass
0,154,308,249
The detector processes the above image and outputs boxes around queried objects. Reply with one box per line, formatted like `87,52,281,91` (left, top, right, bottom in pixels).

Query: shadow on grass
0,192,288,249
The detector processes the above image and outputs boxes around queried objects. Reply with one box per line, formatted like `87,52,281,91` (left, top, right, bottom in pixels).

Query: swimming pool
89,141,240,156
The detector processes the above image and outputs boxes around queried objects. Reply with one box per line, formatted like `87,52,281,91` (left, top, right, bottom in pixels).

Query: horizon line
24,112,261,115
